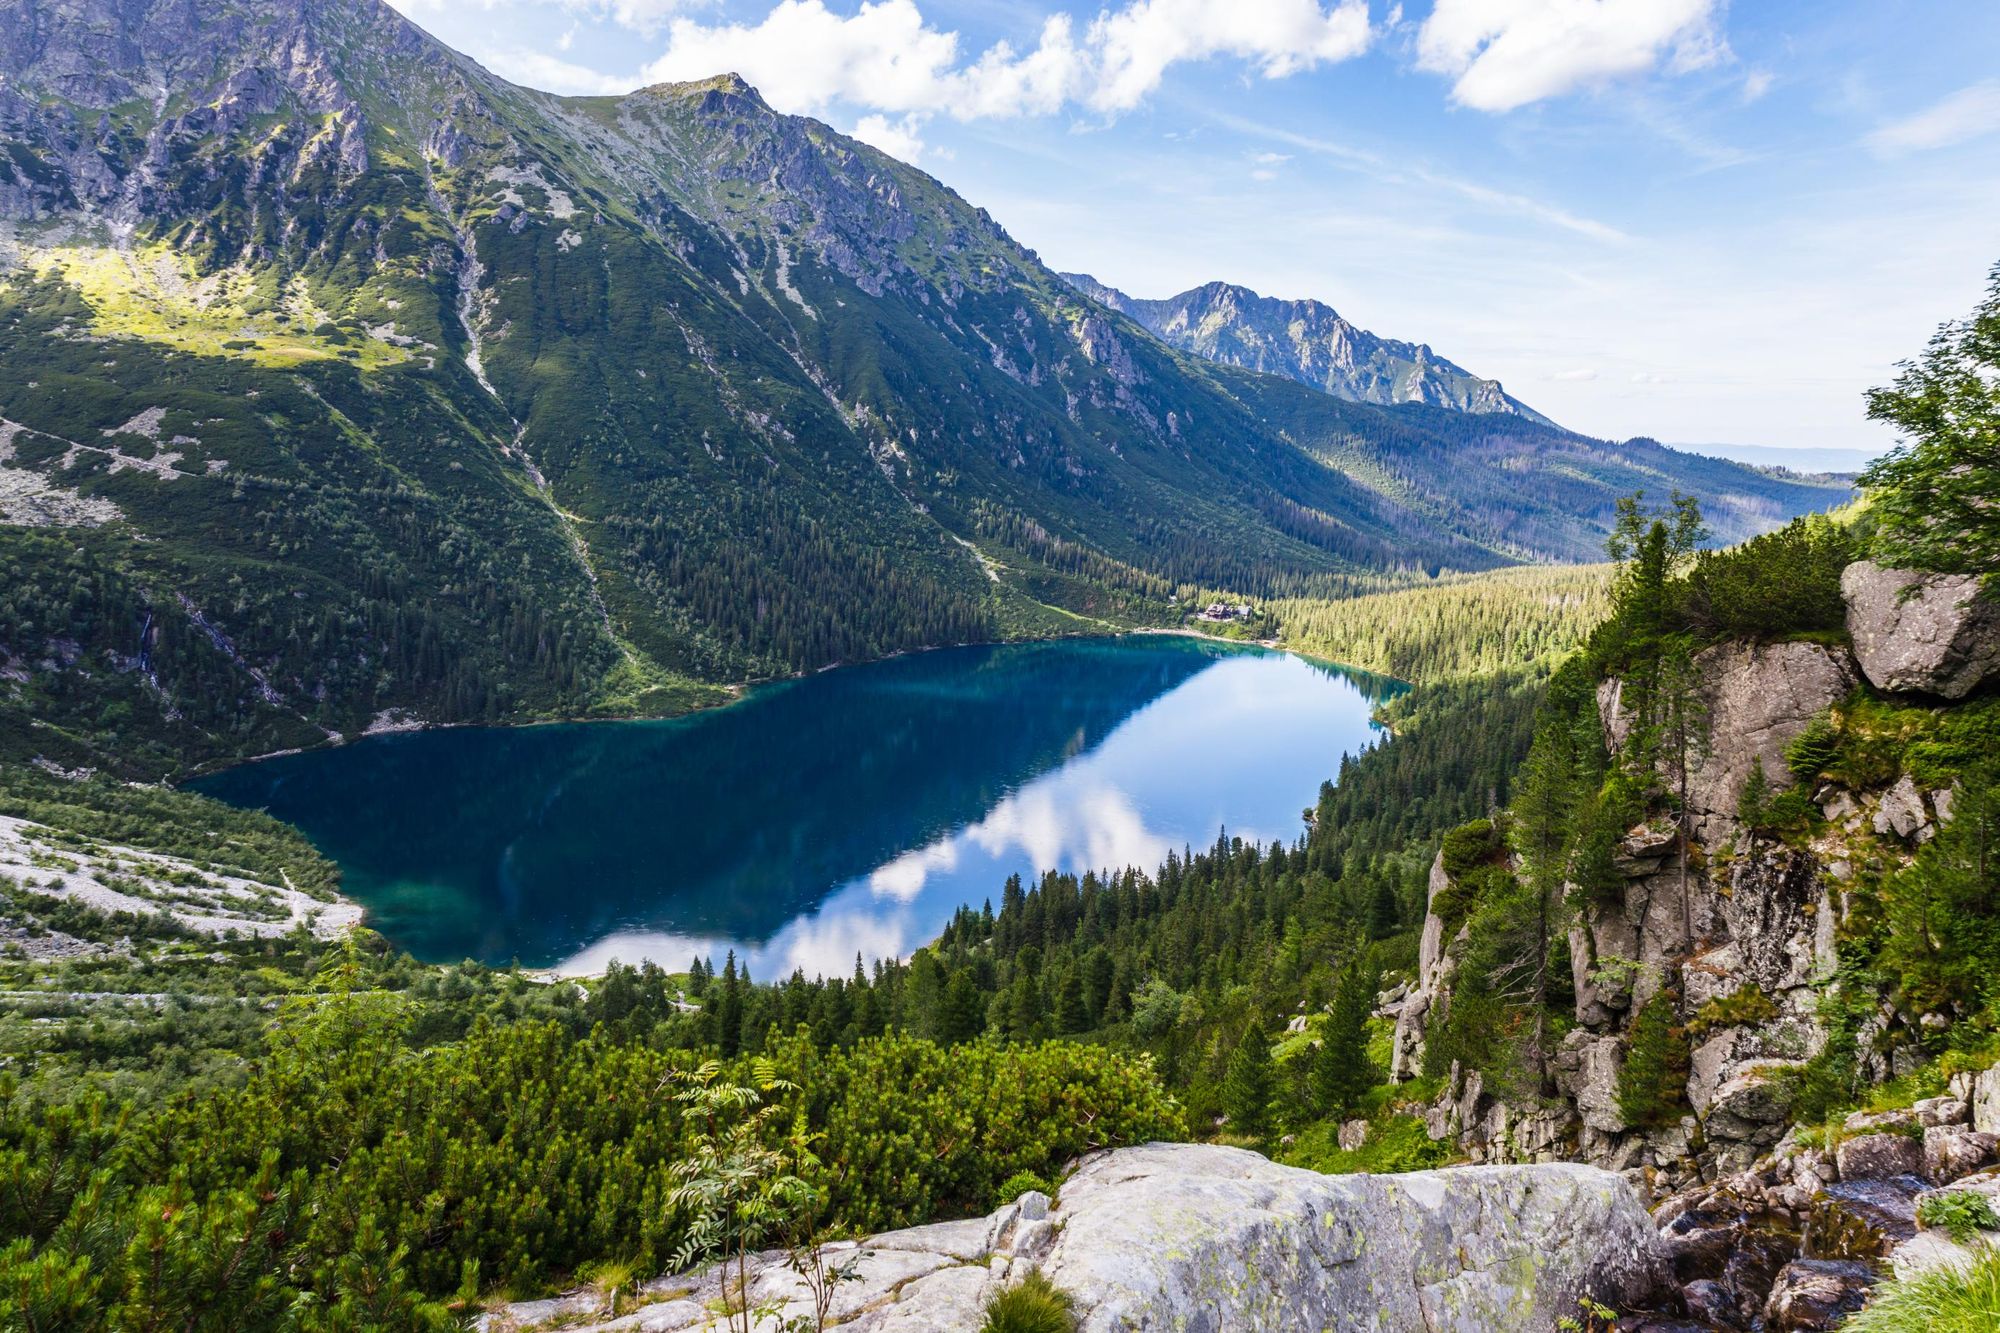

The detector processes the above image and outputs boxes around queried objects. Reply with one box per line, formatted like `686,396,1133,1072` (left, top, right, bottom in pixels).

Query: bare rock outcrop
1599,639,1858,835
1843,560,2000,699
487,1144,1670,1332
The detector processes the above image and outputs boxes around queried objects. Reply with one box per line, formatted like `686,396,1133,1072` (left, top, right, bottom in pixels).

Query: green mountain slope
0,0,1847,776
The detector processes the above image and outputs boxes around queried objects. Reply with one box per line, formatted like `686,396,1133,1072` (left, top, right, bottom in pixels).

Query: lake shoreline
187,638,1399,976
186,626,1407,780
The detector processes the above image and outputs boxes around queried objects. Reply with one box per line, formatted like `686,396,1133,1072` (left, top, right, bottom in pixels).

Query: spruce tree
1312,959,1378,1118
1616,989,1690,1128
1222,1024,1275,1139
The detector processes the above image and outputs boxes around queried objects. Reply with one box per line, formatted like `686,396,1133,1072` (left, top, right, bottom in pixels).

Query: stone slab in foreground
487,1142,1668,1332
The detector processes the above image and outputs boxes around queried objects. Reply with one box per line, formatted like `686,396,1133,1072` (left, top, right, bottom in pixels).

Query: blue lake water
192,636,1401,977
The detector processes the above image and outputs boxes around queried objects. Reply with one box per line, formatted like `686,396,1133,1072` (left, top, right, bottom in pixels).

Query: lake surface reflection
193,636,1399,976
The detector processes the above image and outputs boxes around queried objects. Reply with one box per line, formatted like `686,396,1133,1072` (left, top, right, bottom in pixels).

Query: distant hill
1063,274,1555,425
1673,443,1884,475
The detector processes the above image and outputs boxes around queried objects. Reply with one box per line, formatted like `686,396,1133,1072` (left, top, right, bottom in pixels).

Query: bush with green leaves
994,1171,1054,1209
1860,262,2000,576
1917,1190,2000,1244
1680,513,1856,642
0,1005,1180,1329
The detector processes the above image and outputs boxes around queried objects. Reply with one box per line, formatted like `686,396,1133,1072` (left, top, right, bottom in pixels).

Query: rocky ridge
1061,274,1554,425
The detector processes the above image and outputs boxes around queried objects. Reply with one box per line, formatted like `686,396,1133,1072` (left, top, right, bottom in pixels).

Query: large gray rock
1843,560,2000,699
1041,1145,1665,1331
1597,640,1857,829
1835,1132,1924,1181
490,1144,1669,1332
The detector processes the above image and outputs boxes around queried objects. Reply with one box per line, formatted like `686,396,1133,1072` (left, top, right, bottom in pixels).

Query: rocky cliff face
1389,559,2000,1327
487,1143,1668,1332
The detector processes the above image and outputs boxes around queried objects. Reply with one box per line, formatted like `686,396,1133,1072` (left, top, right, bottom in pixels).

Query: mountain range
0,0,1847,774
1061,274,1554,425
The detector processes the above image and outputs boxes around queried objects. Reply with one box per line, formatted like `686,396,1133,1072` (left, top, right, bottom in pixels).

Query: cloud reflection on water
557,651,1385,980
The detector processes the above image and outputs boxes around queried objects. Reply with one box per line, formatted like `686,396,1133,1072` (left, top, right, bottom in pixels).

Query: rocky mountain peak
1060,271,1553,425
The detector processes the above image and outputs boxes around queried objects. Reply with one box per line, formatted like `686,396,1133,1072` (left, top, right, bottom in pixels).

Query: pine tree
1616,989,1690,1128
1222,1024,1275,1139
1311,959,1378,1118
717,952,744,1058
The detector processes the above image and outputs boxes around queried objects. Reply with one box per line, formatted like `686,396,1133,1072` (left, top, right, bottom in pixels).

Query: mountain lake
191,635,1402,977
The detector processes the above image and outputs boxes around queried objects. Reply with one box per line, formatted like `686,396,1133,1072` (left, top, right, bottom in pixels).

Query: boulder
1974,1065,2000,1135
1711,641,1855,826
1835,1132,1924,1181
1556,1031,1626,1134
1041,1145,1666,1330
1873,774,1933,841
486,1145,1670,1332
1924,1126,1999,1184
1842,560,2000,699
1809,1177,1924,1258
1680,1278,1747,1330
1598,642,1858,827
1761,1259,1878,1331
1653,1179,1802,1320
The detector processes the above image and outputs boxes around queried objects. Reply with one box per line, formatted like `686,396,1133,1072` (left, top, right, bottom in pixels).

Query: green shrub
1280,1113,1457,1175
1916,1191,2000,1244
1844,1245,2000,1332
981,1270,1075,1333
1679,513,1855,641
994,1171,1053,1208
1440,818,1504,881
1687,986,1779,1043
1786,715,1841,782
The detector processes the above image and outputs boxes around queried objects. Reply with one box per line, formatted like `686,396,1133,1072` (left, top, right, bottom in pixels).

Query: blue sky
386,0,2000,451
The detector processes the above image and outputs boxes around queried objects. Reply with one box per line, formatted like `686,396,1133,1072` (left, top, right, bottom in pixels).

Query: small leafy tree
1862,262,2000,575
664,1058,813,1333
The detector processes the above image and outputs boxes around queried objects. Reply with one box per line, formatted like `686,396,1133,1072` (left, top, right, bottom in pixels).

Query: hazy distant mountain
1674,443,1883,475
1063,274,1555,426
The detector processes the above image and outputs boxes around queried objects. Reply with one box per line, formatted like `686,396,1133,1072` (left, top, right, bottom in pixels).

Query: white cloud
1865,81,2000,157
851,112,930,161
636,0,1372,121
1549,367,1597,381
476,45,639,94
1253,150,1292,164
1740,68,1772,103
1416,0,1726,113
642,1,962,114
1087,0,1372,112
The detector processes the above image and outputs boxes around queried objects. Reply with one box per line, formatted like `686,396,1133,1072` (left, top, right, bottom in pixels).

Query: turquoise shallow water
192,636,1400,976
